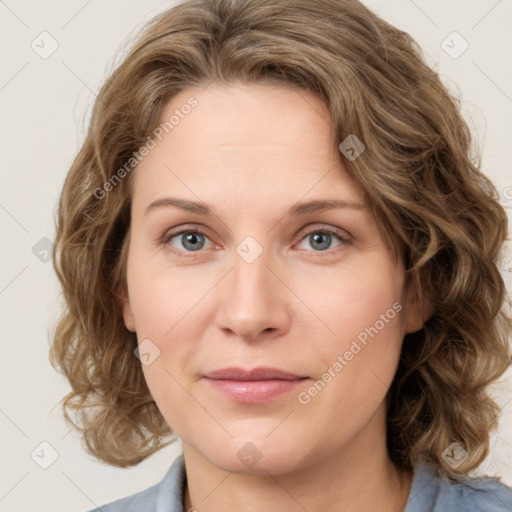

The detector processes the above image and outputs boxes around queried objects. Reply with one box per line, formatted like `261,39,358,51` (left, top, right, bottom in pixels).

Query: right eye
162,228,216,254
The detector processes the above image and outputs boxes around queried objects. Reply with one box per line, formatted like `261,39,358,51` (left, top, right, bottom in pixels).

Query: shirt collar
155,454,187,512
155,454,440,512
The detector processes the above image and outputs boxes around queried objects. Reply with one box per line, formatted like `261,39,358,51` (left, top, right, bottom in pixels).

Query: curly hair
50,0,511,477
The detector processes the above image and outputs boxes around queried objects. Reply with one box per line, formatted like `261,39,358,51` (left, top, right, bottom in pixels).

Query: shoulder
407,463,512,512
86,483,159,512
447,474,512,512
85,454,186,512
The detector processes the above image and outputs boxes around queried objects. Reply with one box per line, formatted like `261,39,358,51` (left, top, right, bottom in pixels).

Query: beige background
0,0,511,510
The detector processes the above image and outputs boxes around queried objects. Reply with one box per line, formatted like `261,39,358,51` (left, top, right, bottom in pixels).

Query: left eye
163,227,349,254
296,229,347,252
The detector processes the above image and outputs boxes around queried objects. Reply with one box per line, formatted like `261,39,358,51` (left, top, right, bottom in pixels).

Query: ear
115,229,136,333
403,278,435,334
119,282,136,333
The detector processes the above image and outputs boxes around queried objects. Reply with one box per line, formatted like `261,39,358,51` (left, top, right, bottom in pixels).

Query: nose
214,247,291,342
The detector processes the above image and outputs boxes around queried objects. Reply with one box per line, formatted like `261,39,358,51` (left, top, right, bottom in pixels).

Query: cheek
127,251,214,339
295,258,406,408
126,254,212,425
140,364,188,436
300,258,405,344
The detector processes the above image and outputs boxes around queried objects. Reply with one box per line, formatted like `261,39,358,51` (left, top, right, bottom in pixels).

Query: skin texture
121,83,426,511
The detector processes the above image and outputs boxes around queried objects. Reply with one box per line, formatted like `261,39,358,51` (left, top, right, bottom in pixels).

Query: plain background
0,1,511,510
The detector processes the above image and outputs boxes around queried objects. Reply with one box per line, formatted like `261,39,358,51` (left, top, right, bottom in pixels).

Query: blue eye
162,226,350,255
297,230,345,252
164,230,213,252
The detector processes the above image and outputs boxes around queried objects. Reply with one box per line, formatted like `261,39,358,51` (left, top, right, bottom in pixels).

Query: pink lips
203,367,308,403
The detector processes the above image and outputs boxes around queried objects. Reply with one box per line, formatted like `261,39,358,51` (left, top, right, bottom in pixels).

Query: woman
50,0,512,510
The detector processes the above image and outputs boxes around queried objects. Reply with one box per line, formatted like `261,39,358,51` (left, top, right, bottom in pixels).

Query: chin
201,436,310,476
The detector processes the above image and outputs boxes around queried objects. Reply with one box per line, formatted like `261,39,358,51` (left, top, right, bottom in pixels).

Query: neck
181,409,412,512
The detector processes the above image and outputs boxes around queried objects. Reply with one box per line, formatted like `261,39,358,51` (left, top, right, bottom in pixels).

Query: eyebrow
145,197,368,216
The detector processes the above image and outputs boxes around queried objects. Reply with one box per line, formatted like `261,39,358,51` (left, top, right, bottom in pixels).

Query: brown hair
50,0,511,478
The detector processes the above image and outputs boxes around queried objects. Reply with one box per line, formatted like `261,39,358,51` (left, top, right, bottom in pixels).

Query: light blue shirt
88,454,512,511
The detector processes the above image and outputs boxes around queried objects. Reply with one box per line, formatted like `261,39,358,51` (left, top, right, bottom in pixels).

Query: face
121,83,424,475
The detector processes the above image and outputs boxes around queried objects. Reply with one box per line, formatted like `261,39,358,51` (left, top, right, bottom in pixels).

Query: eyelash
161,224,352,257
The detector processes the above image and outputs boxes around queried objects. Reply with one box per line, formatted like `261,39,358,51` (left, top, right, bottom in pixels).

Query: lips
203,366,306,381
203,367,308,403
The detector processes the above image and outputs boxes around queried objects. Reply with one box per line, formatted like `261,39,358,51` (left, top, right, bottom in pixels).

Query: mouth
203,367,309,403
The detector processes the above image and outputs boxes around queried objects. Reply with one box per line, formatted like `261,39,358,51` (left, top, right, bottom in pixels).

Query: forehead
158,82,332,149
132,83,366,210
